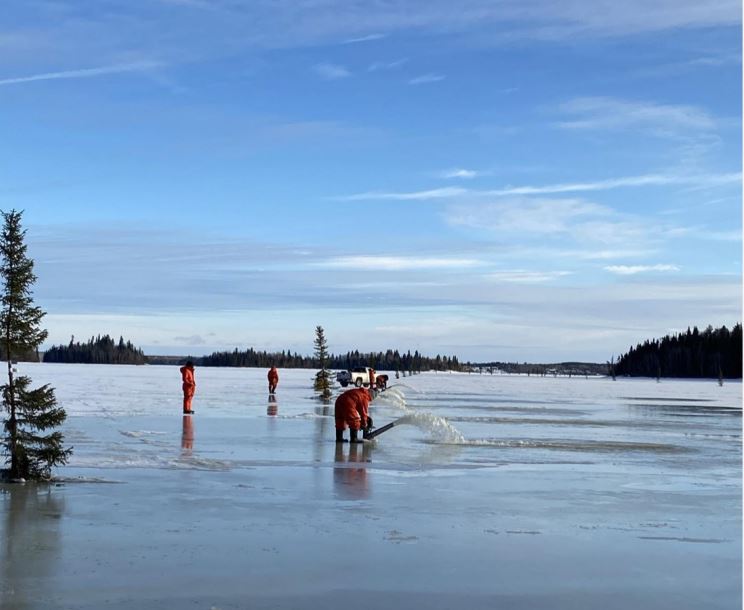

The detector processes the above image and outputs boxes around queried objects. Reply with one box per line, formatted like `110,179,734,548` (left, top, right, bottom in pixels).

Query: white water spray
374,387,465,444
396,411,465,444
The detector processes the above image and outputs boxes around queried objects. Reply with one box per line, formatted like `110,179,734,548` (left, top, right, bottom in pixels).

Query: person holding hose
180,360,196,414
334,387,372,443
268,365,279,394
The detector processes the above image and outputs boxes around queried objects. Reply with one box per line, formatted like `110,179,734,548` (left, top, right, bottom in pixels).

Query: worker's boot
335,429,346,443
349,429,360,443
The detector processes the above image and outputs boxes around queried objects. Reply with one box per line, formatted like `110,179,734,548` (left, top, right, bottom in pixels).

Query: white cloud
604,264,680,275
447,197,612,236
0,60,164,87
343,33,387,44
312,62,351,79
409,73,446,85
173,334,207,345
368,58,409,71
554,96,717,136
340,171,741,200
441,168,480,179
319,255,482,270
572,248,658,260
13,1,742,75
340,186,467,201
485,270,573,283
486,173,741,196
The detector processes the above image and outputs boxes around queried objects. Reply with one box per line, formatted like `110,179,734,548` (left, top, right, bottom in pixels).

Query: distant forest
44,335,147,365
471,362,607,376
198,347,464,372
614,324,742,378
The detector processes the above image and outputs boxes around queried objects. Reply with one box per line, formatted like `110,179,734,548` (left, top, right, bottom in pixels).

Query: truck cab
336,366,375,387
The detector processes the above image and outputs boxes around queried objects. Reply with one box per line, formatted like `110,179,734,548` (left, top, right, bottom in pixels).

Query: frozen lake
1,363,741,609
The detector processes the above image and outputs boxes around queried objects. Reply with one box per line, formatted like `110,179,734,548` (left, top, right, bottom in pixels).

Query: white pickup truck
336,366,375,387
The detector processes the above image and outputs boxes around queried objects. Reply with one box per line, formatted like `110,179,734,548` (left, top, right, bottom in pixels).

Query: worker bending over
335,388,372,443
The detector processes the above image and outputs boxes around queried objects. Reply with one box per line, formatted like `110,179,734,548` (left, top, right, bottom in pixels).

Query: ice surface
0,363,741,609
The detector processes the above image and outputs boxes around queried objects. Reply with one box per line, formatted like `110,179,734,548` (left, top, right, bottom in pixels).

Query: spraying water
395,412,465,444
373,387,465,444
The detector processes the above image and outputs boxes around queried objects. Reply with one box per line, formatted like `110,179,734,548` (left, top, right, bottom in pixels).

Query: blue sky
1,0,741,362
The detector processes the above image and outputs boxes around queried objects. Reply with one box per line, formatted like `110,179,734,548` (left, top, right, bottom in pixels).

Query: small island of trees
44,335,147,365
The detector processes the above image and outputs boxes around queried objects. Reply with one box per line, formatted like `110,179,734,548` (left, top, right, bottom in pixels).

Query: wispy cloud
487,172,742,196
318,255,482,270
173,334,207,345
604,264,680,275
343,33,387,44
485,270,573,283
447,197,612,237
340,171,742,200
409,73,445,85
10,1,742,73
340,186,467,201
368,58,408,72
312,62,351,79
554,96,717,136
0,60,164,87
440,168,481,179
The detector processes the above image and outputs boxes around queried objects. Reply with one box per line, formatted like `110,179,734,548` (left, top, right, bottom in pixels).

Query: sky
0,0,741,363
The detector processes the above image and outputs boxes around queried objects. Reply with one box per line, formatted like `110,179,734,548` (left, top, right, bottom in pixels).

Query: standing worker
180,360,196,414
334,387,372,443
268,365,279,394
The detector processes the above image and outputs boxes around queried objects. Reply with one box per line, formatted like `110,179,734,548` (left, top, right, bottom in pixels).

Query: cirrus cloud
604,264,681,275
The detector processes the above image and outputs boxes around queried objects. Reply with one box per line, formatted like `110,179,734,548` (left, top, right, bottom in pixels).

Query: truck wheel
355,378,363,387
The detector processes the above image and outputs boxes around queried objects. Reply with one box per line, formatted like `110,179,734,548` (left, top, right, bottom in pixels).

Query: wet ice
0,363,741,610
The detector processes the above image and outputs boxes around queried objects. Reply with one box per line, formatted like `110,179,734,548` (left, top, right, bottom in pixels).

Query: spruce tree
313,325,332,399
1,209,71,481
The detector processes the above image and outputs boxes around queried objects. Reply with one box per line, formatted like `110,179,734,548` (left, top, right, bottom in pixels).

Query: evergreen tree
312,325,332,399
1,210,71,481
44,333,146,364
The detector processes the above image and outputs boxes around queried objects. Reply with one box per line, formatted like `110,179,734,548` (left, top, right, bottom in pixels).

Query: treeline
200,347,463,372
615,324,742,378
472,361,607,376
44,335,147,365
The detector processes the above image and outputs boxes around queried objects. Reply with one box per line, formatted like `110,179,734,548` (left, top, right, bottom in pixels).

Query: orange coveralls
334,388,370,431
180,365,195,413
268,367,279,393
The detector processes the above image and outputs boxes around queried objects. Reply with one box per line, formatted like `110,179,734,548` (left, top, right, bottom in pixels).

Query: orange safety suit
334,388,370,431
368,368,376,388
180,365,196,413
268,367,279,393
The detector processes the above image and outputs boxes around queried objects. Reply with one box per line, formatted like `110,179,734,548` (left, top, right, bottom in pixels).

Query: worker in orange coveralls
376,374,389,390
335,387,372,443
268,366,279,394
368,368,376,389
180,360,196,414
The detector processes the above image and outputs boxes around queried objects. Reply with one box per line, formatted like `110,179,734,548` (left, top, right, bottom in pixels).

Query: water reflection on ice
1,364,740,609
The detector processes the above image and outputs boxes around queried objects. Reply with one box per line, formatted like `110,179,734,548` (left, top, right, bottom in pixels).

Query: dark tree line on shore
471,361,607,376
614,324,742,379
44,335,147,365
199,347,463,372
